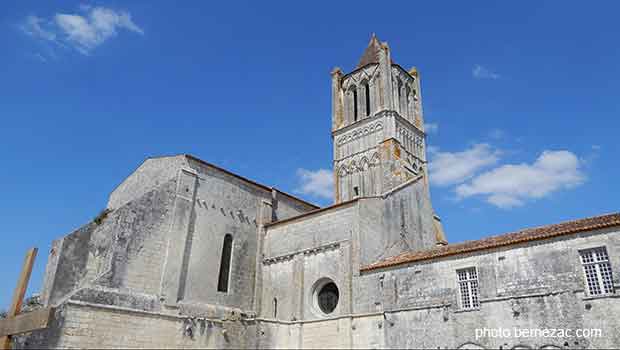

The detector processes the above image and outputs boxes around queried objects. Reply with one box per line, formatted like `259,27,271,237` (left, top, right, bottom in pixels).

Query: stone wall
24,301,257,349
31,151,620,349
260,178,441,323
353,226,620,349
34,154,319,349
42,178,176,306
107,155,187,210
253,224,620,349
261,202,357,322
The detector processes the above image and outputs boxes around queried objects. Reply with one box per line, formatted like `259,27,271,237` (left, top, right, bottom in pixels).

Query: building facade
22,36,620,349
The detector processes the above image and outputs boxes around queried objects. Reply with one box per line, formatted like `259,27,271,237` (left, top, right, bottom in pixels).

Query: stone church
22,36,620,349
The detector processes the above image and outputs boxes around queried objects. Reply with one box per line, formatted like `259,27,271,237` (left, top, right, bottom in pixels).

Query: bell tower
331,35,429,203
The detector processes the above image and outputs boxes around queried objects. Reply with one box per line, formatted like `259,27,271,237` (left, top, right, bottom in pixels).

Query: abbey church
20,36,620,349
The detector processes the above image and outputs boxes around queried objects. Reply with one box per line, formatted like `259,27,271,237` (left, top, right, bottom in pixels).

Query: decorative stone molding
391,66,415,84
396,123,425,158
396,125,424,146
263,241,343,265
342,65,379,86
336,122,383,146
337,151,380,177
194,197,253,225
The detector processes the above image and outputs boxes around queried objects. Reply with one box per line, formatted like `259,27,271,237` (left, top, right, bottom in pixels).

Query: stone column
331,67,343,131
252,198,274,316
380,42,393,111
161,168,198,307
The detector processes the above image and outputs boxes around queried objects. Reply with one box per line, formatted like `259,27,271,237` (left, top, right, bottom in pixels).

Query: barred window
580,247,614,296
457,267,480,309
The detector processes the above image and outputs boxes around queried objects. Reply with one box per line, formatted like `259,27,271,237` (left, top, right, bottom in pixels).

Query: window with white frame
579,247,614,296
457,267,480,309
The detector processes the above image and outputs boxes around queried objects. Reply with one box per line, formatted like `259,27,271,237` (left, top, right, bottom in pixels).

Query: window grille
580,247,614,296
457,267,480,309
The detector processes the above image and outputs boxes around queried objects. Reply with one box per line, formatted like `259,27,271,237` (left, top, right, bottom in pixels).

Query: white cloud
424,122,439,134
21,15,57,41
456,150,585,208
295,168,333,199
21,6,143,55
472,64,500,80
429,143,501,186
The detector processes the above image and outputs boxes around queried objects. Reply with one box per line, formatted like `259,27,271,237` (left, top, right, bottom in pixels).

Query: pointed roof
357,34,384,68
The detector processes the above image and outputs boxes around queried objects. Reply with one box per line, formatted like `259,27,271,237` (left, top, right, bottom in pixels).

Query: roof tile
362,212,620,271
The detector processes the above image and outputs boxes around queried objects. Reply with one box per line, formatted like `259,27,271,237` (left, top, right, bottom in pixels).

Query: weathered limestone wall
179,160,265,311
107,155,187,210
264,202,356,258
357,178,437,268
353,226,620,349
26,302,257,349
261,203,357,321
252,226,620,349
35,154,318,349
42,178,176,306
33,151,619,349
255,321,301,349
260,179,439,323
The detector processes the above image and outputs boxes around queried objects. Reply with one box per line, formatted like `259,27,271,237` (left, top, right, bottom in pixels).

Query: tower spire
332,35,425,203
357,34,384,68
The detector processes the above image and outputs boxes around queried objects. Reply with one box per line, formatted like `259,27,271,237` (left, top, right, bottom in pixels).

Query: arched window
353,87,358,122
405,85,412,119
363,81,371,117
217,234,233,293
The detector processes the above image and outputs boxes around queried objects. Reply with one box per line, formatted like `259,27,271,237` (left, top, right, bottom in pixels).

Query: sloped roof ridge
362,212,620,271
184,154,319,209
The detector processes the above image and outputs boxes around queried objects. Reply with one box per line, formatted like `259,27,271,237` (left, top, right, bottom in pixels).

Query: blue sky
1,1,618,310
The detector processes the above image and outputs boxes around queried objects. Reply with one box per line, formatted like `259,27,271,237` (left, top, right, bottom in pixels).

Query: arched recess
405,84,412,120
361,80,371,117
373,72,383,109
360,157,370,171
344,84,358,125
338,164,348,178
349,160,358,173
396,78,403,114
370,152,381,166
352,86,359,122
360,157,370,196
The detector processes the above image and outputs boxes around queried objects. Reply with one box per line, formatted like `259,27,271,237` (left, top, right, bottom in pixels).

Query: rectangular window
457,267,480,310
580,247,614,296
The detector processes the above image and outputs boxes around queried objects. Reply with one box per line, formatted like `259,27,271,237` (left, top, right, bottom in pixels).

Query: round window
317,281,339,314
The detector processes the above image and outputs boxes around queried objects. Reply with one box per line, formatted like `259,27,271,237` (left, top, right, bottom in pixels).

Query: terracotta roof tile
362,212,620,271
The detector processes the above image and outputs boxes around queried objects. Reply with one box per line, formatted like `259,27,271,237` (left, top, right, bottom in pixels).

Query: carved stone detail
263,242,341,265
396,124,424,158
336,121,383,146
342,65,379,88
337,150,381,177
